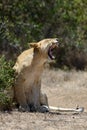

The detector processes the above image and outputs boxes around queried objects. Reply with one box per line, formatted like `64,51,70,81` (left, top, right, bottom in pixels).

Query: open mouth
48,44,58,60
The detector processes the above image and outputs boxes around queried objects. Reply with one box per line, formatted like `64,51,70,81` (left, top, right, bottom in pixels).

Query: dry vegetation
42,69,87,110
0,69,87,130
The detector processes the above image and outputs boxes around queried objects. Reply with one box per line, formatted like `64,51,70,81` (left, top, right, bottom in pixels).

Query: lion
13,38,84,113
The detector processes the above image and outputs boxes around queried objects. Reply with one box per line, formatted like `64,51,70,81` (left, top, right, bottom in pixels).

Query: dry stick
42,105,84,113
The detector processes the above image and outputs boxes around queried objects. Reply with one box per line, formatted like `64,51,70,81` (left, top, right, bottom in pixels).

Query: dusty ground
0,69,87,130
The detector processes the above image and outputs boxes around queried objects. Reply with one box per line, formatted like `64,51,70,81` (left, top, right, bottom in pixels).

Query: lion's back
13,48,34,73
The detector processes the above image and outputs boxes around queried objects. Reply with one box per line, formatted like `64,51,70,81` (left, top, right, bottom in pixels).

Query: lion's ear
29,42,38,48
29,42,41,53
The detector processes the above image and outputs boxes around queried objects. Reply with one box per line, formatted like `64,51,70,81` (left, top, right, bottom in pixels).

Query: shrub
0,56,15,110
54,43,87,70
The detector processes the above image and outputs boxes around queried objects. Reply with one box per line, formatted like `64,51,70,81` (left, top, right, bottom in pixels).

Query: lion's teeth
52,56,55,59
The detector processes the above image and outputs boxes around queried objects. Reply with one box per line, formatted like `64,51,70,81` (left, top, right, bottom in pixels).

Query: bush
0,0,87,70
54,43,87,70
0,56,15,110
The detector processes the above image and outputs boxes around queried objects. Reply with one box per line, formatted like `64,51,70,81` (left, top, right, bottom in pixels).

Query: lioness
13,38,84,112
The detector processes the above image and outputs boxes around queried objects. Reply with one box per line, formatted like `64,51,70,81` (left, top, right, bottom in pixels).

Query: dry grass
42,69,87,111
0,69,87,130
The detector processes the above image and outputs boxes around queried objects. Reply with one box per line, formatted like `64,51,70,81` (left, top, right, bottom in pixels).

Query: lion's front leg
39,92,49,112
14,86,30,112
14,77,31,112
40,93,48,106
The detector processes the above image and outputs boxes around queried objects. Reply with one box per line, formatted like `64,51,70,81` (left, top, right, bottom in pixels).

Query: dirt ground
0,69,87,130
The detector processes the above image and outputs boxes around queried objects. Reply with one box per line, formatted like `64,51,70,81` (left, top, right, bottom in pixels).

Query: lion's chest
23,74,41,108
18,68,41,103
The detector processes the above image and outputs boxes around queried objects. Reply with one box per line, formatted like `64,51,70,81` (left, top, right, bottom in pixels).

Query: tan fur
13,38,58,112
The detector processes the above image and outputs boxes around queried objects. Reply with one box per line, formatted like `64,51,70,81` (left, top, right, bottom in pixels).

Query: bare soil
0,69,87,130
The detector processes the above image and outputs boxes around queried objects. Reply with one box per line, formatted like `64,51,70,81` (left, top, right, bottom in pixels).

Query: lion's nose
55,38,59,46
56,38,58,41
